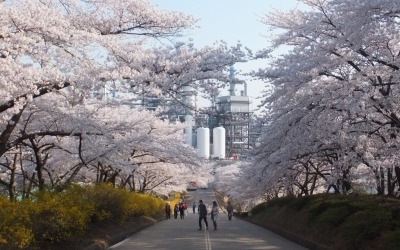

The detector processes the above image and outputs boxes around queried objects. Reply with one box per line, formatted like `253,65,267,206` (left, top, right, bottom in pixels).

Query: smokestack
229,66,235,96
184,115,193,146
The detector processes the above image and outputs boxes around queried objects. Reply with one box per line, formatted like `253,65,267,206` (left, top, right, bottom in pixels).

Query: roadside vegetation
0,183,167,250
239,194,400,250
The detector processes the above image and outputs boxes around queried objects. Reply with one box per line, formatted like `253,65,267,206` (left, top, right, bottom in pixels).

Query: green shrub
342,209,389,249
382,230,400,249
306,197,330,217
266,195,296,207
251,202,267,214
289,195,311,211
243,194,400,249
314,206,353,230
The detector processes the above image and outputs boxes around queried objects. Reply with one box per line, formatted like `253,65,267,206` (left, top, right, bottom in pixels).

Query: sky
149,0,304,111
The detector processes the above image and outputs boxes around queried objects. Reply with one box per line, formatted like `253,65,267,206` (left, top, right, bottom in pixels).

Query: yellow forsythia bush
85,183,164,220
28,190,92,244
0,183,166,248
127,192,164,217
85,183,132,221
0,197,34,249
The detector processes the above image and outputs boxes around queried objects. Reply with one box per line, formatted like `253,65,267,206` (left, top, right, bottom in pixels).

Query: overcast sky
149,0,305,110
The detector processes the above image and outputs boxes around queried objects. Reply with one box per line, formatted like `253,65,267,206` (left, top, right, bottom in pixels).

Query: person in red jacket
183,201,188,216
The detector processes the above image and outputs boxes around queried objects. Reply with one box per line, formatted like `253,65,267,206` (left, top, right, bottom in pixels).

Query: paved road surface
109,187,308,250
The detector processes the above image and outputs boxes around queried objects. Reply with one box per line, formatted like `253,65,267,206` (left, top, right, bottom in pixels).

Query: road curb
84,216,162,250
236,216,328,250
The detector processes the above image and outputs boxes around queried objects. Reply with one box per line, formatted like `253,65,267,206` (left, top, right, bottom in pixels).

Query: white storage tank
197,127,210,159
184,115,193,146
213,126,225,159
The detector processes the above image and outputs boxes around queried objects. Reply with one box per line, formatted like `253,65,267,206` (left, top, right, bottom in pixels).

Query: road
109,187,308,250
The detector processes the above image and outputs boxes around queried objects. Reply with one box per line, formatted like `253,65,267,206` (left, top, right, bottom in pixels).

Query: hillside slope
239,194,400,250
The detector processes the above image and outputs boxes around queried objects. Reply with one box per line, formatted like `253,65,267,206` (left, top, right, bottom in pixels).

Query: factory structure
182,65,259,160
141,67,258,160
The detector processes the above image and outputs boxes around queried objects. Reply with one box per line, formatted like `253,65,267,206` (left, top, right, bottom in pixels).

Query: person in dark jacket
192,201,197,214
197,200,208,230
165,202,171,219
226,201,233,220
173,204,179,219
179,203,185,219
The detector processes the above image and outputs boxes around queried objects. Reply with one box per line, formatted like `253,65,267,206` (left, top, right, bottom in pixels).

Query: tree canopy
0,0,246,199
230,0,400,201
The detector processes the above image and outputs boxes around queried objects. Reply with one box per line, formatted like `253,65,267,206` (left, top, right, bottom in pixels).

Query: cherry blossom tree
241,0,400,199
0,0,245,198
1,94,212,197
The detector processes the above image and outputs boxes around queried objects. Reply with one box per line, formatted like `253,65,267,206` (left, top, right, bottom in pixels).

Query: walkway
109,187,308,250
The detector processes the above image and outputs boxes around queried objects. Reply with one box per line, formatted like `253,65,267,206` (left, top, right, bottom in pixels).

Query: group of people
197,200,214,230
174,201,188,219
197,200,234,230
165,199,235,231
165,201,187,220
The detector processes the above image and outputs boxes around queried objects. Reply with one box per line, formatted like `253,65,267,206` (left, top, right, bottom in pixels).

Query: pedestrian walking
183,201,188,216
192,201,196,214
173,204,178,219
179,202,185,219
226,201,233,221
197,200,208,230
165,202,171,219
210,201,219,230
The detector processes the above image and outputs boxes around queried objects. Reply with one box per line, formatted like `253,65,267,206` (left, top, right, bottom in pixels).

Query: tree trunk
388,168,393,196
25,172,36,199
8,154,18,201
0,111,24,158
380,167,385,195
29,138,45,190
394,167,400,192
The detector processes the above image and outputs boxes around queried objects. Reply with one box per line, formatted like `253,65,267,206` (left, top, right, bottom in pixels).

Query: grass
241,194,400,250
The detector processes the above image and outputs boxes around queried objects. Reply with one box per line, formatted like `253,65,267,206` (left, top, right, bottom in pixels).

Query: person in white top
210,201,219,230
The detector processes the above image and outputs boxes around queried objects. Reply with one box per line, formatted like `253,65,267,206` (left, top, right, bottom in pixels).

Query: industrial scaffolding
212,95,252,158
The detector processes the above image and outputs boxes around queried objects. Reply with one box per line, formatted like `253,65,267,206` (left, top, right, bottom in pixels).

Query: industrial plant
99,66,259,160
173,67,259,160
